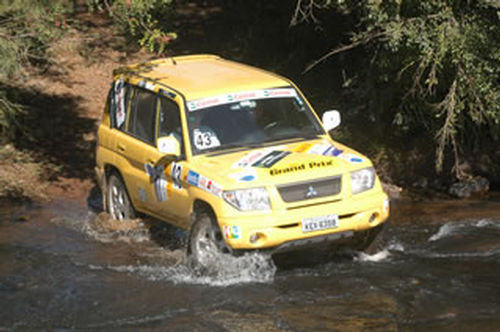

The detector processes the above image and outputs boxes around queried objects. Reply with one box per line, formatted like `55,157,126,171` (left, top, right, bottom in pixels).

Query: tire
106,173,136,221
188,212,230,268
355,222,387,255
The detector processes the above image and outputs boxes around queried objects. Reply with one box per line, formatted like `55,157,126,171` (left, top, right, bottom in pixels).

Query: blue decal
187,170,199,186
159,89,177,99
350,157,363,163
240,175,255,182
323,146,344,157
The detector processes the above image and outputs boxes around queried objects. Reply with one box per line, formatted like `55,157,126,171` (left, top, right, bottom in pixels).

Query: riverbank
0,4,497,204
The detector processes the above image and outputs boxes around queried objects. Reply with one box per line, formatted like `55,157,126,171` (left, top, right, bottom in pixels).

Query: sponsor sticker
138,188,147,201
270,159,335,176
186,170,199,186
138,80,155,91
187,88,297,111
292,142,313,153
251,151,290,168
307,143,343,157
159,89,176,99
187,170,222,197
229,168,257,182
158,136,179,154
144,163,168,202
193,128,221,150
338,153,363,163
114,78,126,128
232,149,272,168
223,225,241,240
170,162,183,189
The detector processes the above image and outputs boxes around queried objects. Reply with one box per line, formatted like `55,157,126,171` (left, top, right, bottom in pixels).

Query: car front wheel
355,222,387,254
106,173,136,221
188,212,230,268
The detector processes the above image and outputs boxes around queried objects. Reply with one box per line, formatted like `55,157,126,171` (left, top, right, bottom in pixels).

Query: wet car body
95,54,389,260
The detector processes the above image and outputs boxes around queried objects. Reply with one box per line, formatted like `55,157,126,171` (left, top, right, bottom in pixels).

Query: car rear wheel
107,173,136,221
188,212,230,268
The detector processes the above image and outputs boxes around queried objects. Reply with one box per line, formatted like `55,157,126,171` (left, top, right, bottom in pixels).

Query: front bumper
219,191,389,250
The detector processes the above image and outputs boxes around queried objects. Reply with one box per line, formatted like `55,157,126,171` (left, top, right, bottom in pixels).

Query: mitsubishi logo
305,185,318,198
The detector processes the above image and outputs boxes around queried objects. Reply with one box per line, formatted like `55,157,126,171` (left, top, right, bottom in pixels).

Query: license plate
301,214,338,233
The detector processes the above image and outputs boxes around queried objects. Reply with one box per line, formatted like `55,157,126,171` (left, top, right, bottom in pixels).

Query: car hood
188,138,372,189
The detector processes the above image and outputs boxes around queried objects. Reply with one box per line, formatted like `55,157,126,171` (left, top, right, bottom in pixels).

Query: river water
1,196,499,330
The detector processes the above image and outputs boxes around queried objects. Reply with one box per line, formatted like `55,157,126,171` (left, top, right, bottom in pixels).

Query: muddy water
1,197,500,330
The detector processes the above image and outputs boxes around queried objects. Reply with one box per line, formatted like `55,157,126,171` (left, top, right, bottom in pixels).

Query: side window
158,97,184,154
127,87,157,144
109,80,131,131
158,97,181,137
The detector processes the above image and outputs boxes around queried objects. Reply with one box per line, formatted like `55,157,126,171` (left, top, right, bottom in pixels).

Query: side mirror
156,135,181,166
322,110,341,132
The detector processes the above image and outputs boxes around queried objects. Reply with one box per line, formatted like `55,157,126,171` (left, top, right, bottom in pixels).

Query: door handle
117,143,126,152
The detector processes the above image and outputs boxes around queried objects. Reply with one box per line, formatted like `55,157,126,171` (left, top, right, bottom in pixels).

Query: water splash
429,219,499,242
90,251,276,286
51,211,154,244
355,241,404,262
429,223,456,242
85,214,151,244
356,249,391,262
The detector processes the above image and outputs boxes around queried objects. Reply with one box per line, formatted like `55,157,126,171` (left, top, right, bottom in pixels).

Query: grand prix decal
270,159,336,176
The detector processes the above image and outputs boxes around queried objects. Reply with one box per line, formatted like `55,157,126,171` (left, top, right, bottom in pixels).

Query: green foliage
86,0,177,53
295,0,500,179
0,0,69,142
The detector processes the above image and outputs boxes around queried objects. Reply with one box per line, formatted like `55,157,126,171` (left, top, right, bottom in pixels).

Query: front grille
277,176,342,203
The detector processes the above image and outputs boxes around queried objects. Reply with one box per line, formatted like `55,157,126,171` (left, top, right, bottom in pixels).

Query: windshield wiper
202,133,321,156
261,132,320,144
203,141,265,156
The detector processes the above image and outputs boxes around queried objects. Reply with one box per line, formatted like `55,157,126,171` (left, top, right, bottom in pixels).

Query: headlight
223,187,270,211
351,167,375,194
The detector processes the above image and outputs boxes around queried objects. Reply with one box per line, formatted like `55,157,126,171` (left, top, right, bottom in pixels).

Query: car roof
115,55,291,101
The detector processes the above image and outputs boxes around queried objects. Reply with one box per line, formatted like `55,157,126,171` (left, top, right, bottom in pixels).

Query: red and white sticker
197,174,223,197
232,149,273,168
187,88,297,111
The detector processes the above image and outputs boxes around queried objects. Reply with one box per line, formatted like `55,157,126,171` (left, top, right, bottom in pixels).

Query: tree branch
303,31,385,73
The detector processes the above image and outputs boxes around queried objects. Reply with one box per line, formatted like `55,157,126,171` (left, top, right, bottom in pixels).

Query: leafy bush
293,0,500,180
0,0,68,142
86,0,177,53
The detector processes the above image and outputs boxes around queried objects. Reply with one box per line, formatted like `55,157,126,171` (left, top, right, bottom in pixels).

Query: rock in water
448,176,490,198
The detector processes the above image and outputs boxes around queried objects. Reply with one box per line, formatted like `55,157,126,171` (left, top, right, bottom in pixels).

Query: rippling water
1,197,499,330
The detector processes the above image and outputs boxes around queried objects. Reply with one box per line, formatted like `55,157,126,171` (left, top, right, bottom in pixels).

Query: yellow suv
95,54,389,266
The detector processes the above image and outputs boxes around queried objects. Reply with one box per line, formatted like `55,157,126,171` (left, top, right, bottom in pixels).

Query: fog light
249,232,265,244
250,233,259,243
369,213,378,223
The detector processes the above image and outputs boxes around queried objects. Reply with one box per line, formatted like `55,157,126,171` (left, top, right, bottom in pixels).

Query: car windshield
186,88,325,155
